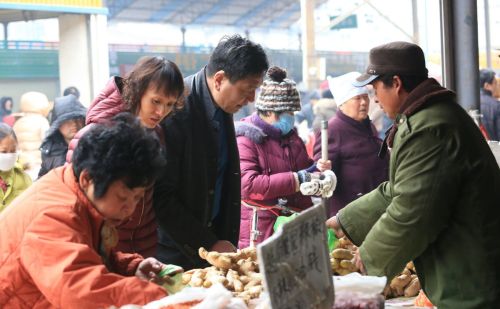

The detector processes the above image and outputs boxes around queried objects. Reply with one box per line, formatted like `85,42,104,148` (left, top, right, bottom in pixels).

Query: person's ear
79,169,92,191
484,82,493,91
393,75,403,93
213,70,226,92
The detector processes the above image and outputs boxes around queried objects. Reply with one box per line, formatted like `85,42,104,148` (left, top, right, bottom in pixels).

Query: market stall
113,204,435,309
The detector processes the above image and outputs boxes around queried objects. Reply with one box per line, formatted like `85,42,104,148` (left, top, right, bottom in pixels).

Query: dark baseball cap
354,41,429,87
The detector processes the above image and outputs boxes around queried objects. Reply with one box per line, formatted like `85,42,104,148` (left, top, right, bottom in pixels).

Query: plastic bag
274,214,337,252
332,273,386,309
273,213,299,232
141,284,247,309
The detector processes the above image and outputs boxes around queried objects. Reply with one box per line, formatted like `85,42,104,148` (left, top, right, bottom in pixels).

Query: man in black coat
154,35,269,269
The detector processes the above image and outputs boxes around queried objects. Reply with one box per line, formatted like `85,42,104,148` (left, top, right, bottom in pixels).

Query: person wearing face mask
235,66,331,248
0,123,31,212
313,72,389,217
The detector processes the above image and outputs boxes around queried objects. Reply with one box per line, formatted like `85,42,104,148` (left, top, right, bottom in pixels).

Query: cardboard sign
257,204,334,309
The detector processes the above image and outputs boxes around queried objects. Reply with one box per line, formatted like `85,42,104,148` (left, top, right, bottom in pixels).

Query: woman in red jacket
68,56,184,258
0,115,169,308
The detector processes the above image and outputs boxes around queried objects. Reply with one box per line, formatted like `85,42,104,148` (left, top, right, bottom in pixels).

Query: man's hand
135,257,164,283
326,216,345,238
353,249,367,275
316,159,332,172
210,240,237,253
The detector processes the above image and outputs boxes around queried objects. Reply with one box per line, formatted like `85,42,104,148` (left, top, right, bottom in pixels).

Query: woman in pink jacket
67,56,184,258
236,66,331,248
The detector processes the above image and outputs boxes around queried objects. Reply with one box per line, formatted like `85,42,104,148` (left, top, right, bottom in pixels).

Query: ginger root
199,247,233,269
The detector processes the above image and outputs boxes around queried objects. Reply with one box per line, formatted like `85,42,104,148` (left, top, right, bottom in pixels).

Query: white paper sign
257,204,334,309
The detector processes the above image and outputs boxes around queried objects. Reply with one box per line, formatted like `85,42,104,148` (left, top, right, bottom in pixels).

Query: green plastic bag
326,228,338,252
273,214,338,252
273,213,300,232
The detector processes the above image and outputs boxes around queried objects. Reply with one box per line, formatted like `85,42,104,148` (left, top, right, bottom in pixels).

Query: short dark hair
321,89,333,99
376,74,427,93
0,123,17,142
72,113,166,198
122,56,185,115
479,69,496,88
63,86,80,99
206,34,269,83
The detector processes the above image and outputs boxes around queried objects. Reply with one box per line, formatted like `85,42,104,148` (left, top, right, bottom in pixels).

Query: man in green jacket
327,41,500,309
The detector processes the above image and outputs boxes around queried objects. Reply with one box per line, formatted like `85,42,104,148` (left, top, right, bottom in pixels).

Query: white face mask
0,153,17,172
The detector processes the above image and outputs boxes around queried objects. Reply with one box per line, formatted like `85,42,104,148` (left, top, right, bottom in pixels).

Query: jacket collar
250,113,282,140
336,109,372,131
480,88,493,97
189,67,221,121
62,164,105,226
386,78,456,148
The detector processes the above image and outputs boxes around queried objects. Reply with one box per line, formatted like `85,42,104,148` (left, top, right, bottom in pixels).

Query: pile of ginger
182,247,263,304
331,237,421,299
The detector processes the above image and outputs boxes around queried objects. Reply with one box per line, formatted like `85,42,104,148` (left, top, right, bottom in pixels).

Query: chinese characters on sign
258,204,334,309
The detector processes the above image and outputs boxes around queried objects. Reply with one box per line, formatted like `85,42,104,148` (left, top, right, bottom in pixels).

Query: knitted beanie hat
255,66,301,112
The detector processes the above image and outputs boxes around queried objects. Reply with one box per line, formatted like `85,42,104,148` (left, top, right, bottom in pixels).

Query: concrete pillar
58,14,109,106
439,0,479,111
300,0,318,91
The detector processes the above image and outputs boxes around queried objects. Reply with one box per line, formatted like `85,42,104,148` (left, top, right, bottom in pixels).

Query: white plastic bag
141,284,247,309
332,273,387,309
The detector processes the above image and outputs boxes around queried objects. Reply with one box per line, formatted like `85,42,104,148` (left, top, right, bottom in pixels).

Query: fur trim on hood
235,121,267,144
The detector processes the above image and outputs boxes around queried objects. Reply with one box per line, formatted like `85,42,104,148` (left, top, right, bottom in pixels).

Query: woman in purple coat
236,66,331,248
314,72,389,217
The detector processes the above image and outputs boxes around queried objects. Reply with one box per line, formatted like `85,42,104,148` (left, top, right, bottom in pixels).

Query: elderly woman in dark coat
314,72,389,217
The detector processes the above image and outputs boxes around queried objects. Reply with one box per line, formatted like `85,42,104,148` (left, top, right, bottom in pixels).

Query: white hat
327,72,369,107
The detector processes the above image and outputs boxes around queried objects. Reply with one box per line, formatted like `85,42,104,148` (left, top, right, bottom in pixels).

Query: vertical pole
412,0,419,44
181,26,186,53
300,0,316,90
2,22,7,49
321,120,328,215
484,0,491,69
440,0,455,90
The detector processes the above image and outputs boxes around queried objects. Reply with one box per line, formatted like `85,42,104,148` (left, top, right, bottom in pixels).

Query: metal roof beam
266,2,299,28
149,0,185,22
191,0,233,24
108,0,136,19
233,0,273,27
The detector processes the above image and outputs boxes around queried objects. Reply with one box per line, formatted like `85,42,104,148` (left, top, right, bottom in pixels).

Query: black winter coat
154,68,241,269
39,133,68,178
38,94,86,178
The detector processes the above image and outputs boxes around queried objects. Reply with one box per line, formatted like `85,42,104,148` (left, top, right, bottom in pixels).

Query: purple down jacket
236,113,314,248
